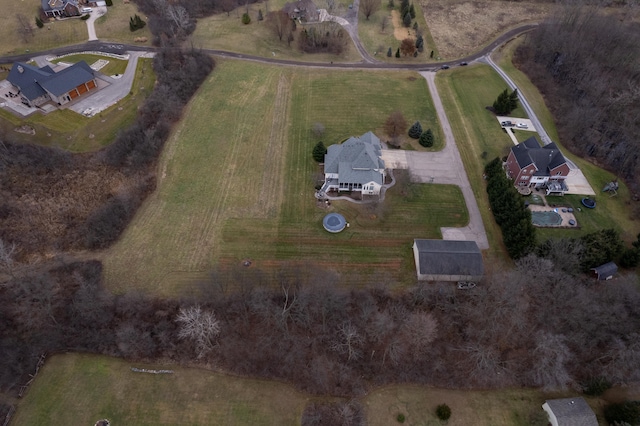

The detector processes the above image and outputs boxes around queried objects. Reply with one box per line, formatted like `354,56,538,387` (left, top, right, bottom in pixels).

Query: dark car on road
459,62,468,66
440,65,450,70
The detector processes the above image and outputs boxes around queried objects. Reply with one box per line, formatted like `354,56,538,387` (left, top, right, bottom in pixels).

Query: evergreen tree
395,48,400,58
419,129,433,147
415,34,424,52
387,47,392,57
312,141,327,163
492,89,510,115
35,16,44,28
412,21,418,31
409,3,416,18
388,0,395,9
436,404,451,421
508,88,519,111
430,50,434,58
408,121,422,139
242,12,251,24
400,0,410,17
258,9,264,21
403,12,412,27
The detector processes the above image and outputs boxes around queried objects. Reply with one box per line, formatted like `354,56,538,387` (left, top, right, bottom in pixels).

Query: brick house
505,136,570,195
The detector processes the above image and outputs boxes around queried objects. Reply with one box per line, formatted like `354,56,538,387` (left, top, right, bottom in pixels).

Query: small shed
412,239,483,282
542,397,598,426
591,261,618,281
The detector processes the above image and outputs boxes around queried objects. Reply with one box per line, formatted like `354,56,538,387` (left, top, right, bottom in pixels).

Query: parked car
457,281,477,290
441,65,450,70
500,121,514,127
459,62,468,66
81,7,92,13
516,122,528,129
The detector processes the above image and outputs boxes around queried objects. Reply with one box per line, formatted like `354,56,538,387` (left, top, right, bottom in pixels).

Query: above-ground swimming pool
323,213,347,233
531,210,563,226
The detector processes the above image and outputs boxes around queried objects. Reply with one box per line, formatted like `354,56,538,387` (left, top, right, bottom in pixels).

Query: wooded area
515,6,640,206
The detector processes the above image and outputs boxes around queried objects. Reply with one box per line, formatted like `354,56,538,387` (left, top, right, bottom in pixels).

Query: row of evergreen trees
484,157,536,258
129,14,146,32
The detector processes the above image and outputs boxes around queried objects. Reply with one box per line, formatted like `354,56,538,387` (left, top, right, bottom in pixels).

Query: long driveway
382,72,489,249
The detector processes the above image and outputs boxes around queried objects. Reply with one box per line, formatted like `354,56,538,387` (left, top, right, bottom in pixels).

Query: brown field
421,0,554,59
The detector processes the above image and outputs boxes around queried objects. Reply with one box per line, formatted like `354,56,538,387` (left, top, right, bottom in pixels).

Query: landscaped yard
52,53,128,76
103,59,464,296
94,2,152,46
12,353,309,426
191,1,361,63
0,58,154,152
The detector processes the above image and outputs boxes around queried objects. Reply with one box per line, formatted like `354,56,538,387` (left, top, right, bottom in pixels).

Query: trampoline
531,211,563,226
323,213,347,233
582,198,596,209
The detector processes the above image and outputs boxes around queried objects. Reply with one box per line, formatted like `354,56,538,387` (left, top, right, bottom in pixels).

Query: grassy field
15,353,614,425
0,58,154,152
493,39,640,243
52,53,128,76
94,2,152,46
357,0,438,63
103,60,461,296
192,1,361,63
12,353,309,426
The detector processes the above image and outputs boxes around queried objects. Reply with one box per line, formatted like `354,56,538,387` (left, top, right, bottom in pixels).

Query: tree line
515,5,640,208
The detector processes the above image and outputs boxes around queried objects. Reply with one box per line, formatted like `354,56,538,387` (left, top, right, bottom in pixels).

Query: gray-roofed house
542,397,598,426
412,239,484,282
591,261,618,280
7,61,97,108
282,0,319,21
42,0,82,17
505,136,570,195
323,132,386,196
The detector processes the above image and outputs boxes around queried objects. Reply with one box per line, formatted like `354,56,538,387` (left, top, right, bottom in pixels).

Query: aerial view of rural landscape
1,0,639,423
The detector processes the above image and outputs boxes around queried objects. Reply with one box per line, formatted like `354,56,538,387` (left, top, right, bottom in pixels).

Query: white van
81,7,93,13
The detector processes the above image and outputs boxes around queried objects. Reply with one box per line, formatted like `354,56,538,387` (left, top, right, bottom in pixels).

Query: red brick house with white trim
505,137,570,194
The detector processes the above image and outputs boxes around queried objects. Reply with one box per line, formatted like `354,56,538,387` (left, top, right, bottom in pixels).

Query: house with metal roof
542,397,598,426
7,61,97,108
505,136,570,195
412,239,484,282
591,261,618,280
42,0,82,17
323,132,386,196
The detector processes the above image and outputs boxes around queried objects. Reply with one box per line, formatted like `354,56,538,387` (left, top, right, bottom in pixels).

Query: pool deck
528,204,578,228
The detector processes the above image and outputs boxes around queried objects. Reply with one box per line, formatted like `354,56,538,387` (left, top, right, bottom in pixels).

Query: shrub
582,377,612,396
81,14,90,20
419,129,434,147
242,12,251,24
395,48,400,58
387,47,392,57
396,413,405,423
604,401,640,425
408,121,422,139
130,14,146,32
258,9,264,21
436,404,451,421
35,17,44,28
312,141,327,163
106,0,113,5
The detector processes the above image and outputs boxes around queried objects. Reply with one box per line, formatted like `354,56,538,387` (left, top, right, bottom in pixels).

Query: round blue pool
323,213,347,233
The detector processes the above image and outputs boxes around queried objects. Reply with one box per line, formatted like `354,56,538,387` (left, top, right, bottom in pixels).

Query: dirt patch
390,10,416,41
420,0,554,59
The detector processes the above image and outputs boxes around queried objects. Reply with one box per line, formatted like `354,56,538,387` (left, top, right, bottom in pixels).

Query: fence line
2,406,15,426
18,353,47,398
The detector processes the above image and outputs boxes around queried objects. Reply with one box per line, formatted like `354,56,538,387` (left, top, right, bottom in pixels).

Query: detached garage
412,239,484,282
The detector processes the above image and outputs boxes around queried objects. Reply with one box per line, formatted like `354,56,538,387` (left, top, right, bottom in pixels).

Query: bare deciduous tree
384,110,407,139
312,122,325,138
331,322,363,361
267,10,294,42
527,331,573,390
380,15,389,32
176,305,221,358
0,238,16,280
400,37,416,56
360,0,380,20
16,14,34,43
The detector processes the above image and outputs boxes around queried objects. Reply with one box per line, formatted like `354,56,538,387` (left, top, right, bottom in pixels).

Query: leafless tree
16,14,34,43
384,110,407,139
527,331,573,390
400,37,416,56
312,122,325,138
267,10,294,42
331,322,363,361
380,15,389,32
360,0,380,20
176,305,221,358
0,239,16,280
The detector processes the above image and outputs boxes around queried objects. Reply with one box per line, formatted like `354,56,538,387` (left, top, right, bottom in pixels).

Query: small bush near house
81,14,90,20
106,0,113,6
312,141,327,163
582,376,612,396
436,404,451,421
35,17,44,28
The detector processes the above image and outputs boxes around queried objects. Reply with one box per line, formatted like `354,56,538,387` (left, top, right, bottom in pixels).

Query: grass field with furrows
103,60,465,295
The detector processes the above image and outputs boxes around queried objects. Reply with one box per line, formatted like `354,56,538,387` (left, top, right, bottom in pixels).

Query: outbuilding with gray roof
542,397,598,426
412,239,484,282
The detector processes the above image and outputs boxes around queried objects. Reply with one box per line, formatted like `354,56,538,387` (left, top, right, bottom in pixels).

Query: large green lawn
0,58,154,152
12,353,308,426
52,53,128,76
15,353,611,425
104,59,464,296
